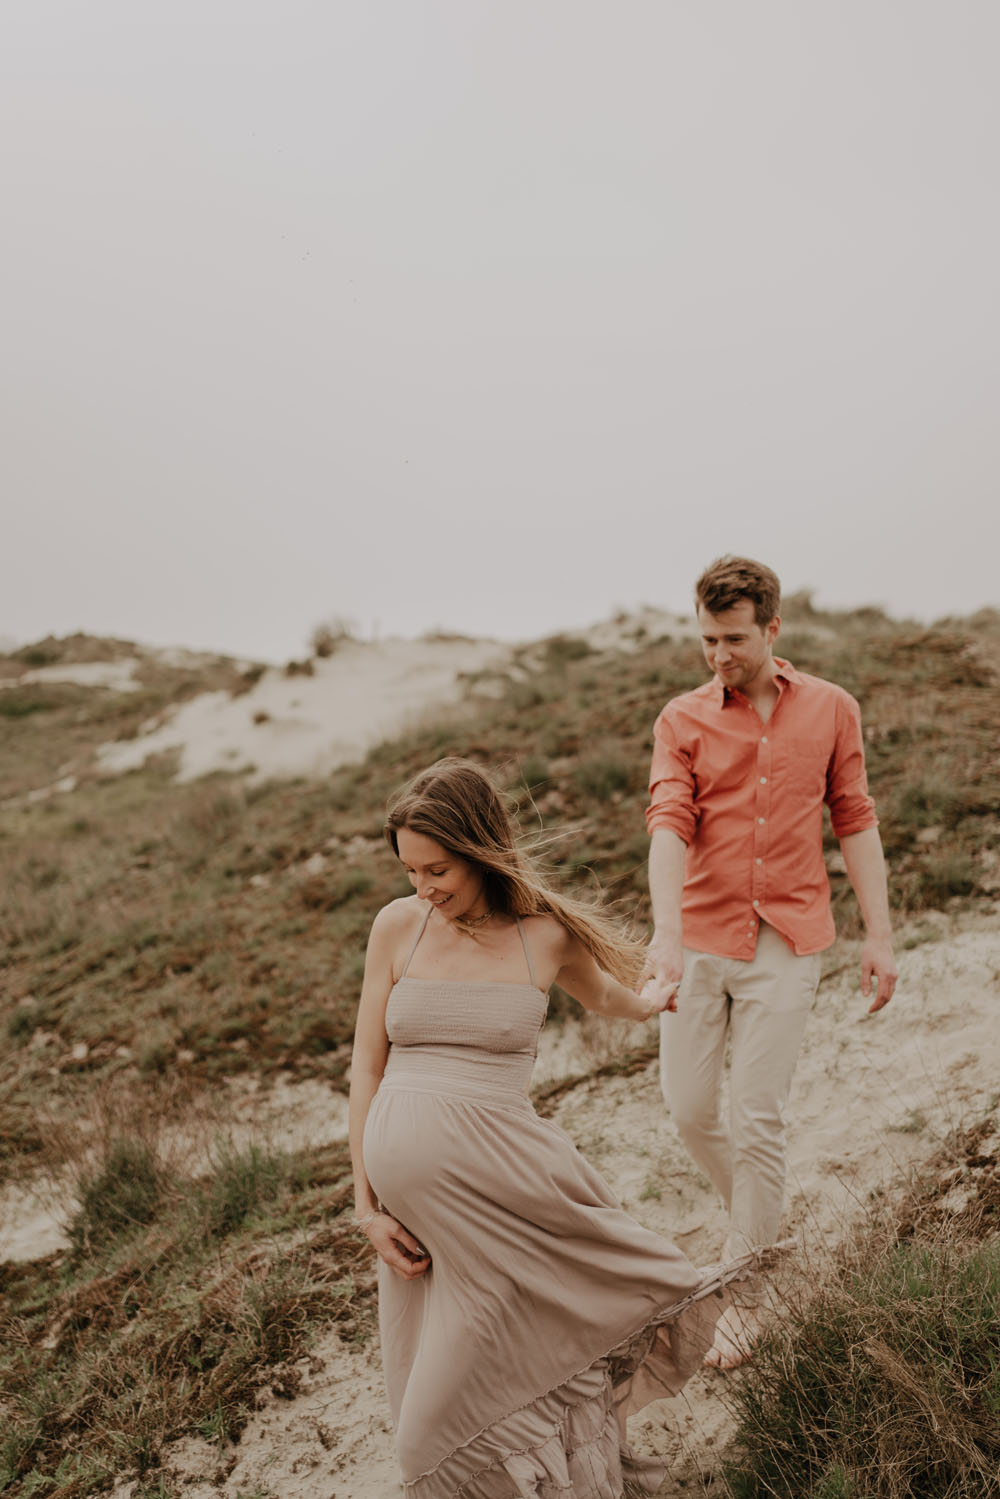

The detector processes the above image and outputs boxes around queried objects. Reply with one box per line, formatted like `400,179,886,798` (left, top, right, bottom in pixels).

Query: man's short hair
695,556,781,627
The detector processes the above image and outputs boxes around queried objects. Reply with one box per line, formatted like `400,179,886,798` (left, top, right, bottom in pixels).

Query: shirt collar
712,656,798,706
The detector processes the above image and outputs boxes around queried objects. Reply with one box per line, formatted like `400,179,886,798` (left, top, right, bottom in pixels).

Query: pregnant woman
349,758,757,1498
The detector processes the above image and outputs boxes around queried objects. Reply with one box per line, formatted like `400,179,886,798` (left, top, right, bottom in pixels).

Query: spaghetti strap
401,905,433,978
514,915,539,990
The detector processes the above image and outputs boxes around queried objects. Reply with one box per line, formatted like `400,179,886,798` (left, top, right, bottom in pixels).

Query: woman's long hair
384,758,644,987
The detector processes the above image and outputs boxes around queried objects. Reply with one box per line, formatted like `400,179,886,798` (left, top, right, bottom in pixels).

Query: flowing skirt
365,1077,750,1497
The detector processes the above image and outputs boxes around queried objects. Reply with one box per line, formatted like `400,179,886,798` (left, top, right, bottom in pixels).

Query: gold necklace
452,908,494,936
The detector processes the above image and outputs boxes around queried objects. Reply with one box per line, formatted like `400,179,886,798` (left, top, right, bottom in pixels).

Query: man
643,555,897,1368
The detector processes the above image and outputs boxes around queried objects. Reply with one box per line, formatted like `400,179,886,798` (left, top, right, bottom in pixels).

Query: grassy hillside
0,608,998,1498
2,610,998,1166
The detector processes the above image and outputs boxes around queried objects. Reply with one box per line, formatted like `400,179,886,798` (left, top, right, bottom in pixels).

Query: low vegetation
2,607,997,1171
721,1116,1000,1499
0,1103,371,1496
0,605,997,1496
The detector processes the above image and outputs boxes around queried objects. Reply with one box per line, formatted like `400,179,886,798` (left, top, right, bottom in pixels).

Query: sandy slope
137,908,1000,1499
96,636,513,783
0,660,145,692
83,610,695,785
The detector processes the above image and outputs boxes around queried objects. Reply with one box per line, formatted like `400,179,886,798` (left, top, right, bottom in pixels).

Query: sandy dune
8,615,994,1494
1,610,698,799
88,610,695,785
0,660,145,692
96,637,513,783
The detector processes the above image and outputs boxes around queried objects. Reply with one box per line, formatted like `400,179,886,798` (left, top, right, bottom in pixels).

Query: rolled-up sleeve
646,709,698,842
826,693,878,838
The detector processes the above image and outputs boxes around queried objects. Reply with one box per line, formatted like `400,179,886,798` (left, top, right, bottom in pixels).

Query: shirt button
760,776,767,784
761,736,768,744
755,858,763,865
753,899,760,908
758,817,765,825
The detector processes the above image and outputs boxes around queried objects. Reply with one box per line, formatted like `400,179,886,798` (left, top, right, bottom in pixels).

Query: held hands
860,935,898,1013
361,1211,431,1280
639,932,684,1016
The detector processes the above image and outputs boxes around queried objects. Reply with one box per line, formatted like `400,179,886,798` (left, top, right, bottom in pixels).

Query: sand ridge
95,636,513,783
85,610,696,785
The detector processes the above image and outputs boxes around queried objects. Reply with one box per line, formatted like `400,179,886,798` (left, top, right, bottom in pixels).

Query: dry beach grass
718,1113,1000,1498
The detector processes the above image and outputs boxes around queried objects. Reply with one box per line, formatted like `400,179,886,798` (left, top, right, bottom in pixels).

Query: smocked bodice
381,976,548,1101
386,975,547,1052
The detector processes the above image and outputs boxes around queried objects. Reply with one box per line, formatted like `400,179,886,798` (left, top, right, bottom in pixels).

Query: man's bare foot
704,1303,766,1371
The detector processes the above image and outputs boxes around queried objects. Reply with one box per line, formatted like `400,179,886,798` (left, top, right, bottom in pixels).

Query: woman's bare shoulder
365,896,428,982
519,911,572,959
371,894,426,940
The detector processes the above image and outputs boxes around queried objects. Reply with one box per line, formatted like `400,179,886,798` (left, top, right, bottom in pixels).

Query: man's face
697,599,780,692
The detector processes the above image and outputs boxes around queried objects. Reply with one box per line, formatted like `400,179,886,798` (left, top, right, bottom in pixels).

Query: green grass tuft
70,1138,165,1254
197,1140,293,1238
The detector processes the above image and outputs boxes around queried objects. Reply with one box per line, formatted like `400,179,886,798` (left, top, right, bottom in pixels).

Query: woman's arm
348,903,430,1279
554,928,666,1023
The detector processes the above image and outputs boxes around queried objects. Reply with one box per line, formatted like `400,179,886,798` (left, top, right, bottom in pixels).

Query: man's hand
860,935,897,1013
642,932,684,1014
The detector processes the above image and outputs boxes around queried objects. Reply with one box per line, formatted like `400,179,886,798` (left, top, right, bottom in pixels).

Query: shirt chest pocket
781,737,831,798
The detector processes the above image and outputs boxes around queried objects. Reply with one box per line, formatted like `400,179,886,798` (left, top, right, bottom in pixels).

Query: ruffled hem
403,1362,665,1499
401,1254,757,1499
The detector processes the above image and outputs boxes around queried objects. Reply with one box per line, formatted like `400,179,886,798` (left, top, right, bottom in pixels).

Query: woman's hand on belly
366,1212,432,1280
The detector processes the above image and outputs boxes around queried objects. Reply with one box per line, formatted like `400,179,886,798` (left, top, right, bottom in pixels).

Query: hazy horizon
5,586,998,669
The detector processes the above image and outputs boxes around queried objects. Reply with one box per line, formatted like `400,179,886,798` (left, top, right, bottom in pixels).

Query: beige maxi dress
363,913,751,1498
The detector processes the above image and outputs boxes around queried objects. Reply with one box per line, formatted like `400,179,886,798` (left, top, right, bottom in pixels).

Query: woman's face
395,827,488,921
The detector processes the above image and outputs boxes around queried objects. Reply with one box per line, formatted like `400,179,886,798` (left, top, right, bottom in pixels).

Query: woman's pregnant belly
362,1086,446,1221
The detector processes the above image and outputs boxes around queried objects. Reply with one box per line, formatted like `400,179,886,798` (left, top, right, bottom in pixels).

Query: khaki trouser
659,921,821,1258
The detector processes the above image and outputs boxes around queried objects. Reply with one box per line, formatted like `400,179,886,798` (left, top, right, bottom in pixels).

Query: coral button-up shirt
646,659,878,959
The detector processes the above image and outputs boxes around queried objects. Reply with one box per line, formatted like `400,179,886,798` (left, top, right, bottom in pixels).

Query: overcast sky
4,2,998,663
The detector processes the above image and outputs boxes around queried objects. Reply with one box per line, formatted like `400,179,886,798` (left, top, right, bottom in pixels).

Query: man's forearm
840,827,893,938
648,828,687,935
840,825,898,1010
